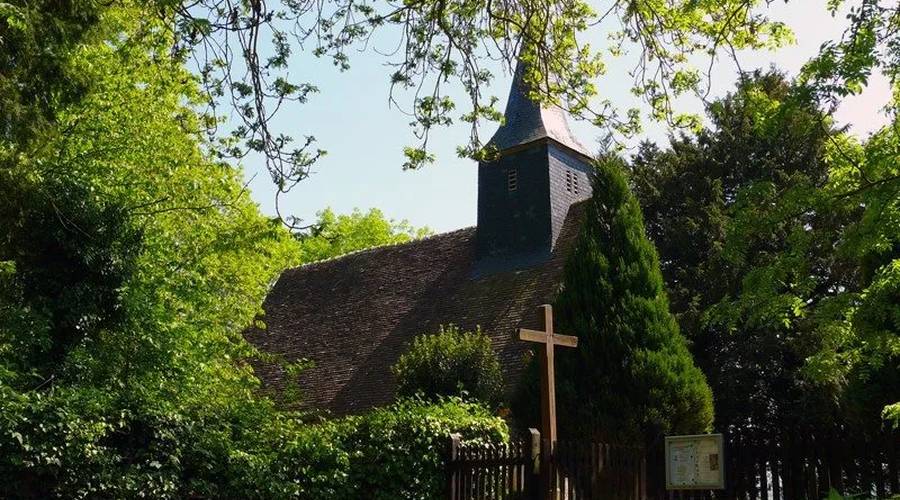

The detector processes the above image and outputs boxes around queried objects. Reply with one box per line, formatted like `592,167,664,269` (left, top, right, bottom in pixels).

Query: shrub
338,397,508,500
392,326,504,407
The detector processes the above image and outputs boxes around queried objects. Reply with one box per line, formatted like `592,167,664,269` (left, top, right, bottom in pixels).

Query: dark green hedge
1,395,505,499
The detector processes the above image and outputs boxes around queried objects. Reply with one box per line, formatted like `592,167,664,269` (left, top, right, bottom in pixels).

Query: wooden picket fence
447,429,900,500
705,430,900,500
446,430,646,500
551,439,646,500
445,435,535,499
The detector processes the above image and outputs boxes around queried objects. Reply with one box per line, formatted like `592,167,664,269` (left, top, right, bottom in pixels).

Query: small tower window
565,169,580,195
507,169,518,192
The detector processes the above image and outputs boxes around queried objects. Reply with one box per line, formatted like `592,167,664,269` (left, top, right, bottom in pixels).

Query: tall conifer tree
554,158,713,445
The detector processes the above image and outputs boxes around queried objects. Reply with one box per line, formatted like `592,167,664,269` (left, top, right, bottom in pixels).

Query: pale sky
241,1,892,233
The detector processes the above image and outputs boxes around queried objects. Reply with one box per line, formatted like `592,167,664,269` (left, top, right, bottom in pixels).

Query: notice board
665,433,725,490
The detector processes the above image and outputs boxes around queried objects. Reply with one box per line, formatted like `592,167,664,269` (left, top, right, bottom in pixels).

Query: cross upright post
518,304,578,449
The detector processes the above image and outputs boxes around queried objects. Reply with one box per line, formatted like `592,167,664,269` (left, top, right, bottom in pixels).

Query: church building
246,62,596,416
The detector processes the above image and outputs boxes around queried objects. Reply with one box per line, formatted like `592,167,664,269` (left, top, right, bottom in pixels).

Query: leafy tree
797,8,900,426
772,0,900,426
0,0,104,148
297,208,431,263
628,71,851,438
823,109,900,428
0,7,302,497
800,1,899,112
392,326,503,407
630,69,898,443
553,158,713,445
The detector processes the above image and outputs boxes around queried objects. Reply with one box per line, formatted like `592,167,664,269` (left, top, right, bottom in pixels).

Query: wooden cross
518,304,578,447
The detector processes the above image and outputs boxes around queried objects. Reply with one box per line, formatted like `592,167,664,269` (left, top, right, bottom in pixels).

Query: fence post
530,428,542,474
448,433,461,500
524,428,542,500
640,455,647,500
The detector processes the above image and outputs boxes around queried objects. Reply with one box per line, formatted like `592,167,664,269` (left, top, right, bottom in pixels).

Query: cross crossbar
518,328,578,347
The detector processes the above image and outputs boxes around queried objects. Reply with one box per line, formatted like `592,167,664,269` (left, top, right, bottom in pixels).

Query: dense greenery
297,208,431,263
629,70,898,446
793,2,900,429
220,397,507,499
335,398,507,499
553,159,714,445
392,326,504,407
0,6,300,497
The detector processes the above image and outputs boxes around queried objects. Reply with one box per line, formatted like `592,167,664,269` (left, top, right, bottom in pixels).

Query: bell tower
475,61,594,271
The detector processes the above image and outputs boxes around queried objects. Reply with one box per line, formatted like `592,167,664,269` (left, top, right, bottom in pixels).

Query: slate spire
486,59,592,160
475,56,594,272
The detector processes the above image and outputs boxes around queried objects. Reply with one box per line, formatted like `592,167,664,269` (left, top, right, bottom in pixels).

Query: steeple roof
487,60,592,159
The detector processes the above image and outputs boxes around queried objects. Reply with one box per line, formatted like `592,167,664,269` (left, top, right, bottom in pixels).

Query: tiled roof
245,202,587,416
487,61,592,160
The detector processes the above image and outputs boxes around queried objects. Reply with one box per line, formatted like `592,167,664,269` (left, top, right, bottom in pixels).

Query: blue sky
241,1,891,233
